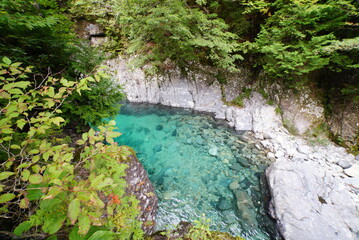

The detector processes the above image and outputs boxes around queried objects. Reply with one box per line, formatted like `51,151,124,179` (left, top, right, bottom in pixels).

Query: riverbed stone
229,181,240,190
153,145,162,153
218,198,232,211
237,157,250,167
297,145,311,154
337,160,352,169
229,163,241,172
209,146,218,156
156,124,163,131
344,164,359,178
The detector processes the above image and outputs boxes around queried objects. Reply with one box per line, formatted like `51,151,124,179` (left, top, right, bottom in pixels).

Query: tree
117,0,242,73
240,0,359,80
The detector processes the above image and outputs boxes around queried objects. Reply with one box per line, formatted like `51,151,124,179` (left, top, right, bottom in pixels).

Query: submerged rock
218,198,232,211
208,146,218,156
156,124,163,131
229,163,241,172
237,157,251,168
229,181,240,190
153,145,162,153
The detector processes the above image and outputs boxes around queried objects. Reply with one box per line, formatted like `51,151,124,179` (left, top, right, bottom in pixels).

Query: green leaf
88,231,114,240
43,151,51,161
90,174,105,189
96,178,114,190
14,221,33,236
20,198,29,209
42,212,66,234
0,171,15,181
8,88,24,95
3,56,11,65
0,193,16,203
21,169,31,181
78,214,91,235
16,119,27,129
48,87,55,98
3,81,30,90
52,117,65,126
68,199,81,224
27,187,43,201
1,128,14,134
29,174,43,184
10,144,21,150
29,149,40,155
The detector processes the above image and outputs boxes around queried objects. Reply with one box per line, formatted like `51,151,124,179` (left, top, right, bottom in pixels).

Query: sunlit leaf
29,174,43,184
0,193,16,203
68,199,81,224
0,171,15,181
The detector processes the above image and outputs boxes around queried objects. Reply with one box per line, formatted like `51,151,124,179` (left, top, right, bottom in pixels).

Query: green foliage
62,66,126,127
153,216,246,240
186,216,212,240
283,118,299,135
231,88,253,107
117,0,242,73
242,0,359,79
0,0,74,71
305,123,331,146
0,59,142,239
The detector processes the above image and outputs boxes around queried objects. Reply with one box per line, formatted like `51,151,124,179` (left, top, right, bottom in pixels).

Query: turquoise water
113,103,279,240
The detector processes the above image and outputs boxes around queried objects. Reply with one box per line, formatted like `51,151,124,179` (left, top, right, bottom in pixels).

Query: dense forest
0,0,358,239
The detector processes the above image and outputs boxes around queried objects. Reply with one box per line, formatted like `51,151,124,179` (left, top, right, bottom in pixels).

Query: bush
0,58,142,239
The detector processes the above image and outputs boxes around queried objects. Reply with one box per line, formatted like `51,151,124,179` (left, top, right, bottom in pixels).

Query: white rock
267,152,275,159
266,160,358,240
297,145,312,154
344,164,359,178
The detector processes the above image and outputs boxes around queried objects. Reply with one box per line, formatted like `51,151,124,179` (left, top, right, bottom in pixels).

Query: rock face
266,160,358,240
328,100,359,148
110,58,359,240
109,58,282,133
125,155,158,235
277,89,325,135
75,20,107,46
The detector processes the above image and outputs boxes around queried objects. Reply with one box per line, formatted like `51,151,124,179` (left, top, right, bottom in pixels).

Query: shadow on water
113,103,281,240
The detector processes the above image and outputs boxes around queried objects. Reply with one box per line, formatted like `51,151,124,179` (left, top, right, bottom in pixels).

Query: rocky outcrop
274,87,325,135
328,99,359,147
125,155,158,235
75,20,107,46
109,58,359,240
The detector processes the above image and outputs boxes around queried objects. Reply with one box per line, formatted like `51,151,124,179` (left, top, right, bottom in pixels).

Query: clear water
113,103,278,240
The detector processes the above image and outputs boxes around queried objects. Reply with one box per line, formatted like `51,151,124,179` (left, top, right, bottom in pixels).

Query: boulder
125,155,158,235
266,160,358,240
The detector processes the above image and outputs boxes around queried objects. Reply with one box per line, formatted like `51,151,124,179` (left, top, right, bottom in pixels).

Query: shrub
0,57,142,239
